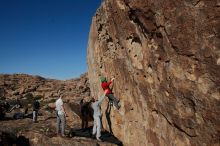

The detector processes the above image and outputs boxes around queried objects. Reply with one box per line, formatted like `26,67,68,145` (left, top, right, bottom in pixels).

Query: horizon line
0,72,87,81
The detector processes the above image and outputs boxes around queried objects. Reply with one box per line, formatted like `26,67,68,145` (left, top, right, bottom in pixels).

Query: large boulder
87,0,220,146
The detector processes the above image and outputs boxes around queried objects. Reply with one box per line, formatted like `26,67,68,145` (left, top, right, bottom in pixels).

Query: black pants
106,94,120,109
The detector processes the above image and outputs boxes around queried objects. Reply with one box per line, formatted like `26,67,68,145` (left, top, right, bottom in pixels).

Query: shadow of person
68,127,123,146
105,101,113,134
0,132,30,146
16,135,30,146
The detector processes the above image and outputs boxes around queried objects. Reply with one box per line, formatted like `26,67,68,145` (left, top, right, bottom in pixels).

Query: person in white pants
55,95,66,137
91,90,107,141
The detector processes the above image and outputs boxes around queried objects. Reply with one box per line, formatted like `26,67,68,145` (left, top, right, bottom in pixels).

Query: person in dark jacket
80,98,93,130
32,99,40,122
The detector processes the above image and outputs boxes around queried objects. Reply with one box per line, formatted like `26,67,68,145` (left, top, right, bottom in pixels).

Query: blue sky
0,0,101,80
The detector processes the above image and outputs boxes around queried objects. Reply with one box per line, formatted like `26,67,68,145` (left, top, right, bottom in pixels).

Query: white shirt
91,95,105,117
55,98,64,115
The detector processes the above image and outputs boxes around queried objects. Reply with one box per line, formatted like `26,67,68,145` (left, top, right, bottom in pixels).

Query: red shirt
101,81,112,94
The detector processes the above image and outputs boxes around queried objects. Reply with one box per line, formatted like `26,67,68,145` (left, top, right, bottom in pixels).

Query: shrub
35,95,43,100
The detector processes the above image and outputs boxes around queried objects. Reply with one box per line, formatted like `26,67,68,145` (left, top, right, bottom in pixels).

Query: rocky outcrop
0,73,118,146
0,73,89,131
87,0,220,145
0,73,90,103
0,113,115,146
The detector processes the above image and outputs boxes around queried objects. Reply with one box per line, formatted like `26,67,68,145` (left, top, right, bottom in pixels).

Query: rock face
87,0,220,145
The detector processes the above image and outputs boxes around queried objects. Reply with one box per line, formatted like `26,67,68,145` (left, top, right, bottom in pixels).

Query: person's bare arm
109,77,115,89
97,90,108,104
111,78,115,82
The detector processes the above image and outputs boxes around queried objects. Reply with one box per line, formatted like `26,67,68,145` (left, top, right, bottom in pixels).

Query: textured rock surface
0,74,117,146
0,117,115,146
0,73,90,103
87,0,220,145
0,73,91,130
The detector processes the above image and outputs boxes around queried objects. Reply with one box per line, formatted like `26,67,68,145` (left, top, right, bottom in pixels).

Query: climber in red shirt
100,77,121,110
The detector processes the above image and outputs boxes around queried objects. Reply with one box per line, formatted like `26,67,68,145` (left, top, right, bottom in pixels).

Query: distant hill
0,73,90,103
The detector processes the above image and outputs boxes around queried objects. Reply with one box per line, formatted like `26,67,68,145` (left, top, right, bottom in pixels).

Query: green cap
100,76,107,82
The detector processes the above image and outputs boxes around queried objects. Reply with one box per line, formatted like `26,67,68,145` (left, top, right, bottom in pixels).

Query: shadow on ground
0,131,30,146
69,127,123,146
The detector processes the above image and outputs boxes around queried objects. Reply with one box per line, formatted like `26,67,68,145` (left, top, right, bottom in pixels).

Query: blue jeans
56,112,65,135
92,116,101,138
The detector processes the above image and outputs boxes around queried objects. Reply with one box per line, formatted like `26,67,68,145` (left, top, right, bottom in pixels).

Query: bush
35,95,43,100
23,93,34,106
24,93,33,99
